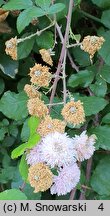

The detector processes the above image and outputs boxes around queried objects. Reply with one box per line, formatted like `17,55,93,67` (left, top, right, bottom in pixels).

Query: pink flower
50,163,80,196
73,131,96,162
26,143,43,165
40,132,77,168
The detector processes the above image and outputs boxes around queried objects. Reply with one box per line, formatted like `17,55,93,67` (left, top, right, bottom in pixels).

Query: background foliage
0,0,110,200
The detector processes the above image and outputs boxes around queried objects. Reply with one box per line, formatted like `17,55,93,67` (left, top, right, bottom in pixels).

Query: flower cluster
81,35,105,60
20,36,97,196
27,129,96,195
29,63,52,87
61,100,85,126
5,37,17,60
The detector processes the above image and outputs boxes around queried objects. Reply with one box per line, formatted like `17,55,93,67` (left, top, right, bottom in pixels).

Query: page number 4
98,203,104,211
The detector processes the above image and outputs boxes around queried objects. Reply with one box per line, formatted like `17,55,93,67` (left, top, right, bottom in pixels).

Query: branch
17,22,55,43
49,0,74,110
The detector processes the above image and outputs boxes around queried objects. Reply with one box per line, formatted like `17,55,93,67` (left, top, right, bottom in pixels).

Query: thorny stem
55,22,79,72
17,22,55,44
46,102,64,106
62,49,67,104
49,0,74,111
67,42,82,48
67,51,79,72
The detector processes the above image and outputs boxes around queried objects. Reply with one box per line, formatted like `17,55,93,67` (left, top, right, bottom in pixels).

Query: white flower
40,132,77,168
73,131,96,161
50,163,80,196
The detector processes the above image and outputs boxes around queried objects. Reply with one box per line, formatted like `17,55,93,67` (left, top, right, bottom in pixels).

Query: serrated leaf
90,77,107,97
18,37,35,59
0,0,4,7
0,189,27,200
68,70,95,88
0,91,28,121
91,157,110,196
72,47,90,67
0,54,18,78
90,126,110,150
76,96,108,116
19,154,29,182
99,65,110,83
17,6,45,33
47,3,65,14
3,0,33,10
36,31,54,49
35,0,51,10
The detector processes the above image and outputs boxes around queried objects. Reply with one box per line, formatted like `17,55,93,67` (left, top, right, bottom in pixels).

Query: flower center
34,175,39,181
35,70,41,76
54,142,63,153
70,107,76,113
47,124,52,129
6,42,13,49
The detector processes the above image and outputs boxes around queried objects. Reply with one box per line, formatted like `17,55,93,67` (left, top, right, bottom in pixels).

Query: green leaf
102,113,110,124
0,0,4,6
36,31,54,49
47,3,65,14
101,10,110,29
17,6,45,33
3,0,33,10
18,37,35,59
9,124,18,138
0,54,18,78
17,78,30,92
91,0,110,9
72,47,91,67
0,78,5,95
0,91,28,121
76,96,108,116
99,65,110,83
90,126,110,150
27,133,41,149
28,116,40,136
11,143,27,159
19,155,29,182
0,167,16,184
98,31,110,66
91,157,110,196
68,70,95,88
90,77,107,97
21,119,30,142
35,0,51,10
0,189,27,200
0,127,7,141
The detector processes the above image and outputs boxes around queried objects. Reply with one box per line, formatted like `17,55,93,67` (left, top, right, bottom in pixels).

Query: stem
17,22,55,44
19,182,26,192
80,10,102,23
67,42,82,48
46,102,64,106
69,188,77,200
67,51,79,72
56,23,79,72
62,49,67,104
49,0,74,110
